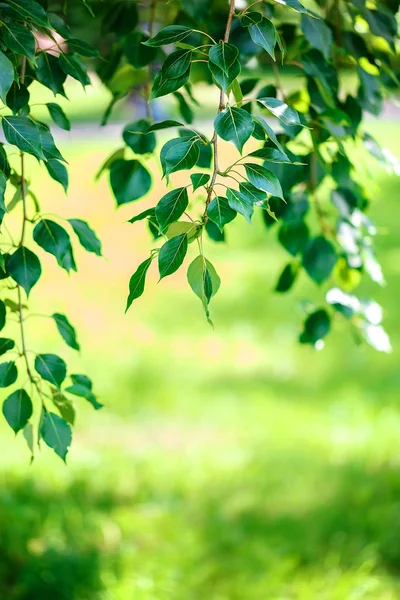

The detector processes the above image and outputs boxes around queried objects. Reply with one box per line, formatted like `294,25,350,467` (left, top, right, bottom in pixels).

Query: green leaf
240,11,263,26
249,18,278,60
150,67,190,100
71,373,93,390
128,207,156,224
123,119,156,154
257,97,301,126
124,30,158,68
51,389,76,426
273,0,308,14
156,187,189,232
40,412,71,461
7,0,50,26
2,116,44,160
0,51,14,105
2,389,32,434
146,120,183,133
191,173,210,191
174,91,193,124
214,107,254,153
248,147,290,162
68,219,102,256
302,236,337,284
35,354,67,389
244,163,284,198
95,147,125,181
160,138,200,177
46,103,71,131
278,222,309,256
3,23,36,61
0,172,7,212
208,58,240,92
227,188,254,223
0,302,6,331
301,12,333,61
207,196,236,231
143,25,193,47
6,247,41,296
66,38,99,58
6,82,30,115
110,159,152,206
0,338,15,356
35,53,66,95
239,182,267,205
253,116,287,154
0,362,17,388
125,257,153,311
59,53,90,87
275,262,299,293
187,255,221,301
209,42,239,75
33,219,74,272
162,49,192,79
38,125,66,162
166,221,201,242
65,382,102,410
300,309,331,345
45,160,69,192
52,313,80,351
158,233,188,280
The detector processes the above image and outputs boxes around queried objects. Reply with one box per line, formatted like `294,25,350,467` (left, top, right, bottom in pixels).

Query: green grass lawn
0,99,400,599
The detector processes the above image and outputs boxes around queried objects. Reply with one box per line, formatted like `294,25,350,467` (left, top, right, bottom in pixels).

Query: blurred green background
1,77,400,600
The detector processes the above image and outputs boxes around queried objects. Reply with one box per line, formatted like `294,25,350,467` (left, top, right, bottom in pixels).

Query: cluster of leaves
98,0,398,351
0,0,103,460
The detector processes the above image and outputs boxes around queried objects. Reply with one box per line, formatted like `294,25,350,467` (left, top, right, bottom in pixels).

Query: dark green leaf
6,82,30,115
249,18,277,59
162,49,192,79
208,58,240,92
0,173,7,212
40,412,71,461
71,373,92,389
125,257,153,311
253,116,287,154
38,125,66,162
239,181,267,205
59,53,90,87
158,233,188,279
273,0,308,14
206,220,225,242
2,116,44,160
65,383,102,410
156,187,189,231
300,309,331,345
160,137,200,177
275,262,299,292
45,159,69,192
143,25,193,47
52,313,80,351
278,222,309,256
301,12,333,60
66,38,99,58
6,0,50,26
68,219,102,256
248,147,290,162
95,147,125,181
123,119,156,154
35,354,67,388
33,219,74,272
191,173,210,191
227,188,254,223
3,23,36,61
174,91,193,124
128,208,156,224
0,362,17,388
124,30,158,68
0,301,6,331
6,247,41,296
302,236,337,284
207,196,237,231
244,163,284,198
214,107,254,153
257,97,301,126
240,11,263,26
110,159,152,206
46,103,71,131
3,389,32,434
0,51,14,105
209,42,239,74
0,338,14,356
35,53,66,95
146,120,183,133
150,67,190,100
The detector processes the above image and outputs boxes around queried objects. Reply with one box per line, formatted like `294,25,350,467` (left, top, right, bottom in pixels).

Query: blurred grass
0,82,400,599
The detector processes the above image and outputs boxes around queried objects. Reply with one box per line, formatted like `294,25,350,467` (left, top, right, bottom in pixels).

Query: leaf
34,53,66,95
33,219,74,272
124,30,158,68
244,163,284,198
3,23,36,61
6,82,30,115
6,247,41,296
59,53,90,87
46,103,71,131
302,236,337,284
52,313,80,351
253,116,287,155
227,188,254,223
95,147,125,181
66,38,99,58
0,51,14,105
240,11,263,26
6,0,50,26
248,147,291,162
146,120,183,133
0,338,14,356
65,383,102,410
45,160,69,192
174,91,193,124
249,18,278,60
110,159,152,206
0,362,18,388
128,208,156,224
71,373,93,389
38,125,66,162
257,97,301,126
156,187,189,232
2,389,32,434
162,49,192,79
125,257,153,311
301,12,333,61
187,255,221,301
300,309,331,346
207,196,236,231
51,390,75,426
214,107,254,153
158,233,188,280
68,219,102,256
166,221,201,242
209,42,239,74
273,0,308,14
150,67,190,100
35,354,67,389
2,116,44,160
123,119,156,154
239,182,267,205
208,59,240,92
191,173,210,191
275,262,299,293
40,412,72,461
143,25,193,47
0,173,7,212
160,138,200,177
278,222,309,256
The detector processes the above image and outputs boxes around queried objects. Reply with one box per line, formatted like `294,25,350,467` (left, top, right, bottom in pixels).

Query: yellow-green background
1,78,400,600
